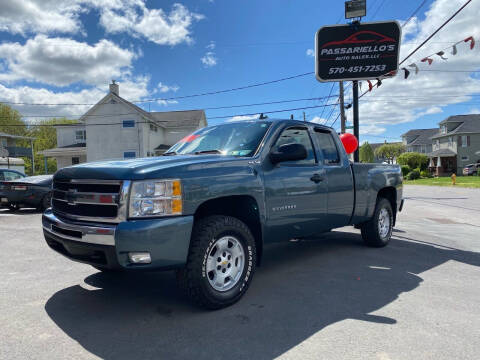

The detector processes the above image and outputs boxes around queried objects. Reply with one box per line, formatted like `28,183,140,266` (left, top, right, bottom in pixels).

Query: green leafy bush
420,170,432,178
407,169,420,180
477,169,480,176
401,165,410,177
397,152,429,170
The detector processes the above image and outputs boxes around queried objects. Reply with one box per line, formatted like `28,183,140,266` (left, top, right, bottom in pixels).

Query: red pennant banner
464,36,475,50
367,80,373,92
421,57,433,65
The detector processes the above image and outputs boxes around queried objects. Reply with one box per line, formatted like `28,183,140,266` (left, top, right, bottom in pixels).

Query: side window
124,151,136,159
122,120,135,128
273,127,316,165
315,130,340,165
4,171,23,180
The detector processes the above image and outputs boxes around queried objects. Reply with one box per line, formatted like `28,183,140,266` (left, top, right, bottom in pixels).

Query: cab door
312,128,354,229
262,125,329,242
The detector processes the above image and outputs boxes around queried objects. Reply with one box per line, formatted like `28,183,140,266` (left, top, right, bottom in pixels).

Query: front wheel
361,198,393,247
177,215,256,309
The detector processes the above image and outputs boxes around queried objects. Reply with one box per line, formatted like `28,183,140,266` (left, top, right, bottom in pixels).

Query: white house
40,81,207,168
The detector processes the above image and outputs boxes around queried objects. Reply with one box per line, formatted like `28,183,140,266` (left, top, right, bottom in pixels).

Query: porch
428,149,457,176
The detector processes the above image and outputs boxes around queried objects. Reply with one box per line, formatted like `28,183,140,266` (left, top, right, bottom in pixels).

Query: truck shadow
44,231,480,360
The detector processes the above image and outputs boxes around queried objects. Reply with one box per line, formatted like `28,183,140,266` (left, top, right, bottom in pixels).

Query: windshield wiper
162,151,177,156
194,150,222,155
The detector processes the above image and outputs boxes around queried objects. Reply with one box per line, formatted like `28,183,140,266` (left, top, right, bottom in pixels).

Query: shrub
420,170,431,178
407,169,420,180
401,165,410,177
477,169,480,176
397,152,429,170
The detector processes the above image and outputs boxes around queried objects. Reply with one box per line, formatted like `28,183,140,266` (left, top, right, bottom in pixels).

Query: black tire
8,204,19,212
177,215,256,310
361,198,393,247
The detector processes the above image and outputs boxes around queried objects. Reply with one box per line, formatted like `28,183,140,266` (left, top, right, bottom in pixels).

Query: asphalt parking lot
1,185,479,360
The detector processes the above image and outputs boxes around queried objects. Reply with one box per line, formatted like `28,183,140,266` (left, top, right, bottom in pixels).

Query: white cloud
157,82,179,93
0,0,83,35
0,1,203,47
0,35,136,87
0,75,155,122
228,114,260,122
344,0,480,133
206,41,216,50
306,49,315,57
416,106,443,117
468,107,480,114
96,2,204,45
310,116,327,124
201,52,218,67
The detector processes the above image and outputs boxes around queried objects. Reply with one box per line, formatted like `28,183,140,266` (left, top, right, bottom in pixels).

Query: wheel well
194,196,263,265
377,187,397,225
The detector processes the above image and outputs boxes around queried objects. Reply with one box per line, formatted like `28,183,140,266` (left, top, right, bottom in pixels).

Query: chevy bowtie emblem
66,189,78,205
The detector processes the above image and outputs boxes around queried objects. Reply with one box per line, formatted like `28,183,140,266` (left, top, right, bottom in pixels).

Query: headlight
128,179,182,218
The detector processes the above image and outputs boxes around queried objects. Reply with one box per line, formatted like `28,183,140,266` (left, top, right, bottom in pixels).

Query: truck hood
54,155,244,181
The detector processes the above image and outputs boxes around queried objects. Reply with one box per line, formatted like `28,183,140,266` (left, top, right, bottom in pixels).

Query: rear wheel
8,204,19,212
361,198,393,247
177,215,256,310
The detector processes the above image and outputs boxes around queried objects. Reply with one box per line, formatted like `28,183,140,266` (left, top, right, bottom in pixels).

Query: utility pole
303,112,306,122
352,80,360,162
339,81,346,133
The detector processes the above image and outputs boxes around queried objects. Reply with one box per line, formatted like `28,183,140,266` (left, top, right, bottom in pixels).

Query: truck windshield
166,121,271,157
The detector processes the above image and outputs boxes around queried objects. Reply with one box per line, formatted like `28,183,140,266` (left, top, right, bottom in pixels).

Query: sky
0,0,479,144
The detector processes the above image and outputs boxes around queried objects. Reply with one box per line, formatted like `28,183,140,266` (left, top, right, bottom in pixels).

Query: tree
397,152,429,170
23,118,76,175
359,142,374,163
0,103,27,136
374,143,405,164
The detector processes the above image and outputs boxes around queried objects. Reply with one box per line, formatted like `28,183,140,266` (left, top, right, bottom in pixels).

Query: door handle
310,173,324,183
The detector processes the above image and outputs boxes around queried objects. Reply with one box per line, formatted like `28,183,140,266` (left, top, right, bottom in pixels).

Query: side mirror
269,143,307,164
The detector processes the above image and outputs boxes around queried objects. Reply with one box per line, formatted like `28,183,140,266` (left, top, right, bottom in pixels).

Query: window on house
122,120,135,128
434,139,439,149
72,157,80,165
124,151,136,159
441,125,447,134
461,156,469,161
448,137,453,147
75,130,86,142
150,124,158,132
461,136,468,147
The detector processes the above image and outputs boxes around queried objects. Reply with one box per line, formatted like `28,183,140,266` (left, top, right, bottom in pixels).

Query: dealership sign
315,21,401,82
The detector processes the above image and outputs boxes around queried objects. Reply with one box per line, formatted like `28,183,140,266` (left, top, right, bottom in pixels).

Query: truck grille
52,179,128,222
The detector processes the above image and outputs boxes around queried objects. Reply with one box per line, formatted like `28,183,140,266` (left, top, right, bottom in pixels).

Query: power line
399,0,473,66
0,72,315,106
0,103,341,124
402,0,429,28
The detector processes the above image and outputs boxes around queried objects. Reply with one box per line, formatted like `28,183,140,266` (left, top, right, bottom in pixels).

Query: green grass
404,176,480,188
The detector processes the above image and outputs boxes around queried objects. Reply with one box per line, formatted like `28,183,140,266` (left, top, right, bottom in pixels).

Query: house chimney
109,80,119,95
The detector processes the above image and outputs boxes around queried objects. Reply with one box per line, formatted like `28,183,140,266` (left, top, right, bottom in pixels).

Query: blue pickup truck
43,119,403,309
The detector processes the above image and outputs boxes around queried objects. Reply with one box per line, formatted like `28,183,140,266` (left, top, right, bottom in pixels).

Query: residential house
40,81,207,168
0,132,35,173
401,128,438,154
428,114,480,176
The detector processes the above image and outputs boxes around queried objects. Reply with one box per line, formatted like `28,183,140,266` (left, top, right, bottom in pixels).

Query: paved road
0,185,479,360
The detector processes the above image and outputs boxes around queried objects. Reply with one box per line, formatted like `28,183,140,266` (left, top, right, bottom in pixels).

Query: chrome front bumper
42,210,116,246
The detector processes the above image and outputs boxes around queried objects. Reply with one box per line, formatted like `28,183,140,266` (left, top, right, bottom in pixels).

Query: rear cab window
314,128,341,165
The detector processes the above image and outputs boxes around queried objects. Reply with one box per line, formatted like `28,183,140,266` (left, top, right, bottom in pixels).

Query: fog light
128,252,151,264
